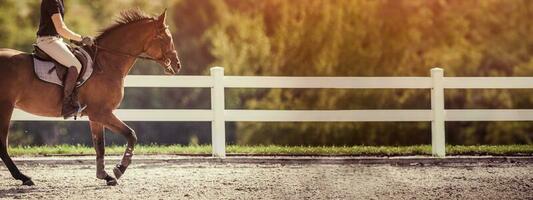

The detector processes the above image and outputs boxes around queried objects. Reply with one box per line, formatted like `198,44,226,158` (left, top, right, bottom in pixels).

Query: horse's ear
158,8,167,24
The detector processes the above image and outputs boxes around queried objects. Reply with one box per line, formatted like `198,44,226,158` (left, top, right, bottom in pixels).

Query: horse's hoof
106,179,118,186
22,179,35,186
113,165,124,179
104,175,118,186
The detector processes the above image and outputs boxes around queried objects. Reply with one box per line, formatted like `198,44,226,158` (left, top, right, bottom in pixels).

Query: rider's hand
69,39,83,46
81,36,95,46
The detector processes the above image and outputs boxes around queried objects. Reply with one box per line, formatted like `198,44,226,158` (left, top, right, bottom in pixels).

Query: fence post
431,68,446,157
210,67,226,157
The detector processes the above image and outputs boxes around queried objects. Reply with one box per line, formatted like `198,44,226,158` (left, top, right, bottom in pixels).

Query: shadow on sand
0,186,37,198
0,183,113,198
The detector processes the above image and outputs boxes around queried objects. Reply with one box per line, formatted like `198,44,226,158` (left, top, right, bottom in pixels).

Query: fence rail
11,67,533,157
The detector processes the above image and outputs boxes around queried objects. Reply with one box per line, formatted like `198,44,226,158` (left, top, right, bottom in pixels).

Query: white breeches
36,36,82,73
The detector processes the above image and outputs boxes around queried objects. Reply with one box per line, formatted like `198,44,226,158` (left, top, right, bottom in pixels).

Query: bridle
92,21,177,73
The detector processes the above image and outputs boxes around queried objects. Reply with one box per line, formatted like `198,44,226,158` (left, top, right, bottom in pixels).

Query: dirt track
1,161,532,199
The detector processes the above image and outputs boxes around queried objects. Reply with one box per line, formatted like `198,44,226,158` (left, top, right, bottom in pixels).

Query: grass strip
7,144,533,156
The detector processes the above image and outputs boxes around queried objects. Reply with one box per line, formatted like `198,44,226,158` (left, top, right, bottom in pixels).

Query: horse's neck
95,21,154,78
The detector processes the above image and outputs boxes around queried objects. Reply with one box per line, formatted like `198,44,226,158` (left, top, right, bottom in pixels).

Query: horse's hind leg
89,121,117,186
0,102,34,186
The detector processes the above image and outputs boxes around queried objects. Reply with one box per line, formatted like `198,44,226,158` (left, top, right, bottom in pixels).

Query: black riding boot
62,67,86,119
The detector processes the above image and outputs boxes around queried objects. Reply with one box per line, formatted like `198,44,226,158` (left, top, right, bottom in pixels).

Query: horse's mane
96,9,154,39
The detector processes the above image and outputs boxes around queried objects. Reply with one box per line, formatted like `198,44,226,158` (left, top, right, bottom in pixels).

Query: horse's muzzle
161,58,180,75
164,65,177,75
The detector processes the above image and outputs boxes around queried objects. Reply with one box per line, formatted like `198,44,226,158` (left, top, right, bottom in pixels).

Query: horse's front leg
89,121,117,186
91,112,137,180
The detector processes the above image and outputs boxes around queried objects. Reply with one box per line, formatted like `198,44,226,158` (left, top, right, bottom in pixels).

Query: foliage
1,0,531,146
203,0,533,145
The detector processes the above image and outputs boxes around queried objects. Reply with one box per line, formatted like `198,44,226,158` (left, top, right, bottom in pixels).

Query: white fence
11,67,533,157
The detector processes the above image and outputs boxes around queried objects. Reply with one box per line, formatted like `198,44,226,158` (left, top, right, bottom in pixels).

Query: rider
36,0,93,119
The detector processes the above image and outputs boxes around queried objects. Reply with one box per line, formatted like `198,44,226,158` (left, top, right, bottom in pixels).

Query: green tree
206,0,533,145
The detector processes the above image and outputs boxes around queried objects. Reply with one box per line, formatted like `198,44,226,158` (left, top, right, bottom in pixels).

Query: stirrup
63,102,87,120
74,103,88,120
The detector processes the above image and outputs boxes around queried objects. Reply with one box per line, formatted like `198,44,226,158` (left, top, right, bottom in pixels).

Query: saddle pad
33,47,94,88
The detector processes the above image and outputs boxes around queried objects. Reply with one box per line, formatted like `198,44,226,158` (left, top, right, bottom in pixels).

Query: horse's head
143,10,181,75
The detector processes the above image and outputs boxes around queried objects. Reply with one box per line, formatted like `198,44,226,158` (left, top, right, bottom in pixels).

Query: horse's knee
127,129,137,145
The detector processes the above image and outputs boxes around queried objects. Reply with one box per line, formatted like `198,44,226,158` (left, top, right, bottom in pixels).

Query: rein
93,43,158,61
92,40,173,73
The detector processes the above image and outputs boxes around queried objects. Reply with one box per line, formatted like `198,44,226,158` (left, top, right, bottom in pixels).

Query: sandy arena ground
0,161,532,199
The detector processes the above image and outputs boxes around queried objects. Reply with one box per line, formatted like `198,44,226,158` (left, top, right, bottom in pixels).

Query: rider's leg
36,36,82,72
36,36,84,118
61,67,83,118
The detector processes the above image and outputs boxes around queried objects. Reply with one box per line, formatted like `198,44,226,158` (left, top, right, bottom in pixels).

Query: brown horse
0,9,181,186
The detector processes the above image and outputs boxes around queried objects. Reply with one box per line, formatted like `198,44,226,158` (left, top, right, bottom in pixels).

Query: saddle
32,44,94,87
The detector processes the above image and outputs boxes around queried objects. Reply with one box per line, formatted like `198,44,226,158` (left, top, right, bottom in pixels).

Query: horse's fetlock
96,171,109,179
16,173,31,182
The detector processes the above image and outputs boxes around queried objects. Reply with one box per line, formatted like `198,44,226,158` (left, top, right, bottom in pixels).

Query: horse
0,9,181,186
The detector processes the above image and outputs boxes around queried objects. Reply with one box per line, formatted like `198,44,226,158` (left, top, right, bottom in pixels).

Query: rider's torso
37,0,65,37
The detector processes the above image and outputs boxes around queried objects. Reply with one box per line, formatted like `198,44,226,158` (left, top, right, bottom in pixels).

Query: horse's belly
15,82,63,118
15,103,62,118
